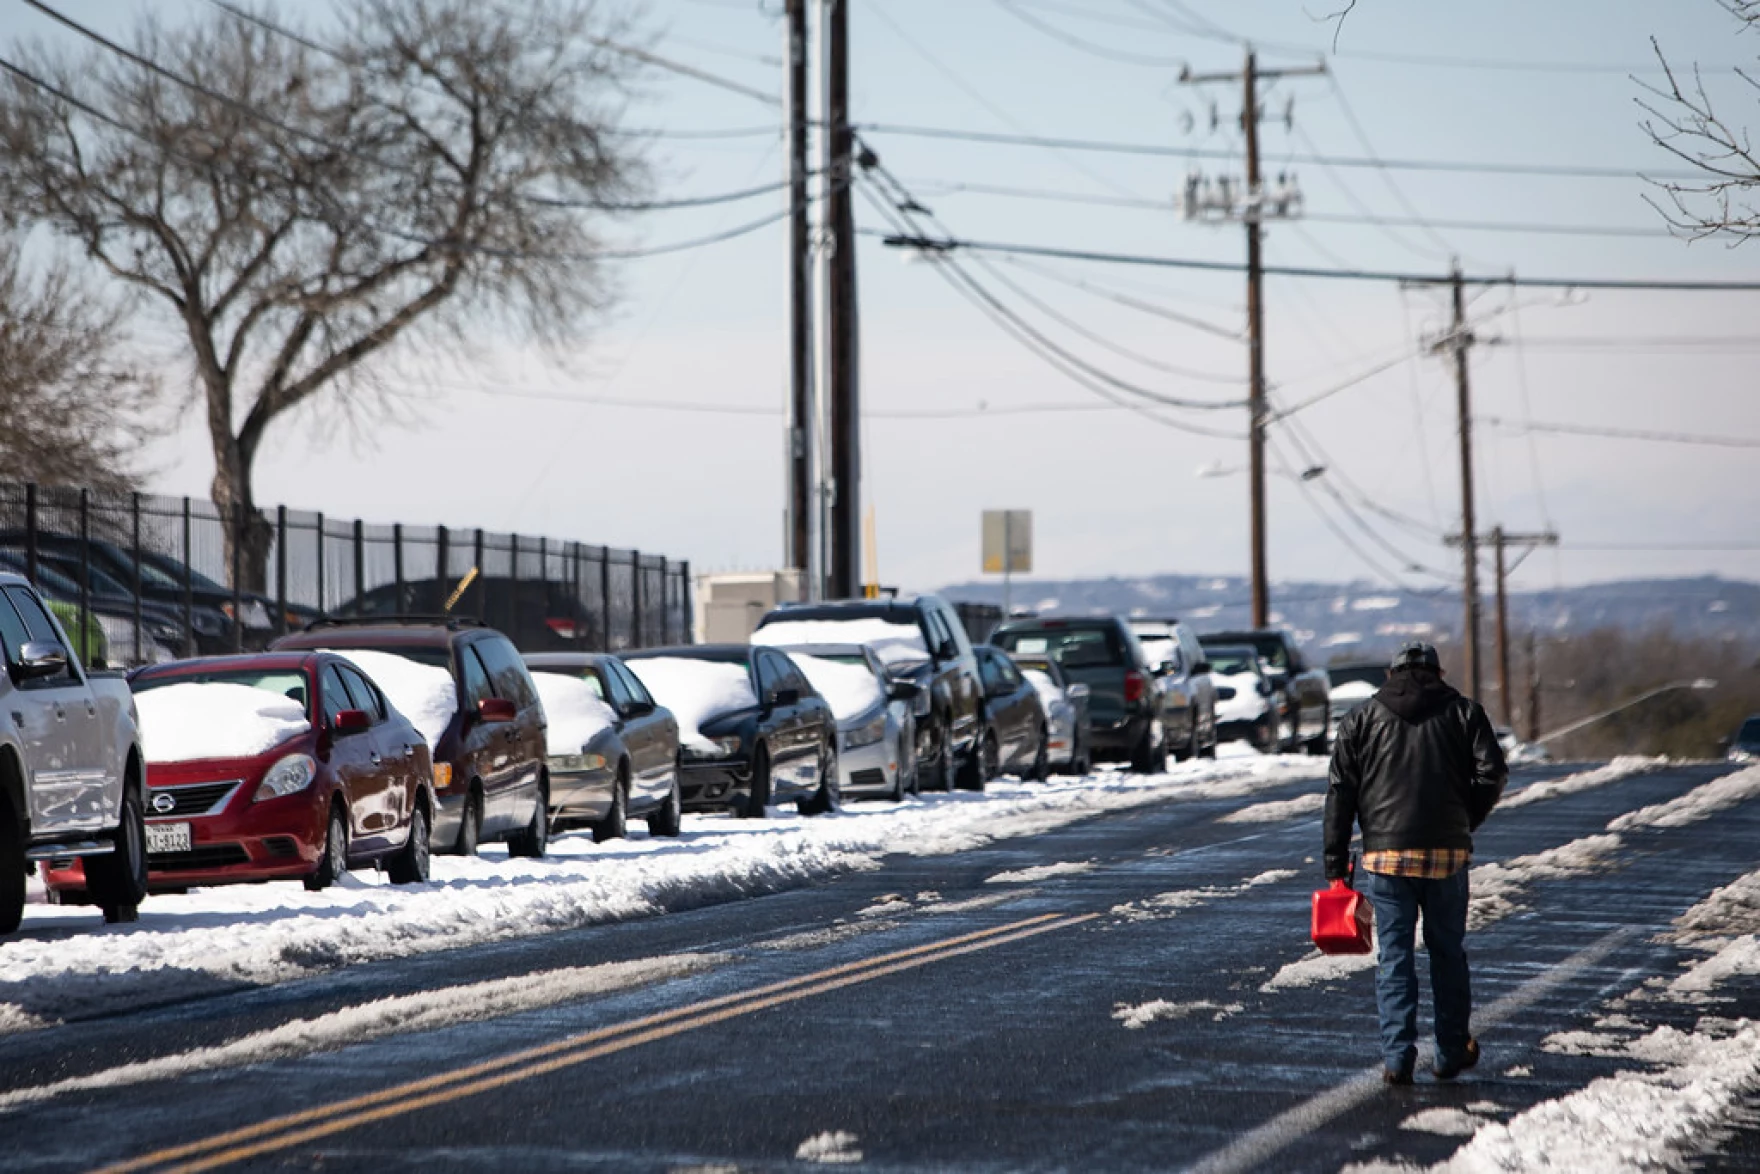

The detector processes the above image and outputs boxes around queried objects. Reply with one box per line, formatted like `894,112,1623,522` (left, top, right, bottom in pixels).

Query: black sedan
623,645,839,819
973,644,1049,782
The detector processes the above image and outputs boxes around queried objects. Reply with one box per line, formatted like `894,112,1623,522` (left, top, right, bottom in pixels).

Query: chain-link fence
0,482,693,667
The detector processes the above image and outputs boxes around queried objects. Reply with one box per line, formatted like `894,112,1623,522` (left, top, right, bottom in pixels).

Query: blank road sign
982,510,1032,574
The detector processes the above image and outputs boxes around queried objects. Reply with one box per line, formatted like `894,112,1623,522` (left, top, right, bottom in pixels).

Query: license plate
146,822,191,855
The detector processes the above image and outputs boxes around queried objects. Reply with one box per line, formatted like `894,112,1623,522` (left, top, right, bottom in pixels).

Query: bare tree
0,0,649,588
0,237,157,491
1640,1,1760,241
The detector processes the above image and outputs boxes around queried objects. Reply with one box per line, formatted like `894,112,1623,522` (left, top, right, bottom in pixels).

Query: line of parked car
1,565,1351,937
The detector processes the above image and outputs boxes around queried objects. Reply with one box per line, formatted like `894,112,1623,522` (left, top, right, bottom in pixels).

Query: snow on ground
1112,999,1241,1029
529,671,618,757
786,652,883,721
986,861,1094,885
1220,793,1324,823
752,617,926,668
623,656,756,751
0,755,1328,1031
134,683,308,763
1113,869,1298,924
1670,868,1760,945
1607,763,1760,832
794,1131,863,1164
1499,757,1667,810
325,649,456,750
1401,1107,1493,1137
0,953,719,1114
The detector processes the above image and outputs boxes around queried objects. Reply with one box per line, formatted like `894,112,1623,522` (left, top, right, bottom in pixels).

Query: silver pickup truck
0,572,148,933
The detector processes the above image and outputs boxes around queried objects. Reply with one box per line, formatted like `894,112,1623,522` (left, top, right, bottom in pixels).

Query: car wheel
740,746,772,818
960,730,994,791
798,744,841,816
388,802,431,885
1200,719,1218,760
647,760,683,837
508,781,550,858
592,769,629,843
454,789,483,856
1305,718,1331,757
888,736,909,803
0,797,25,936
304,805,348,892
88,783,149,922
1027,727,1049,781
1130,724,1157,773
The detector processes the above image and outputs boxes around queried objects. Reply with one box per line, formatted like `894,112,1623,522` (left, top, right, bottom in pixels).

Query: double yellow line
100,911,1096,1174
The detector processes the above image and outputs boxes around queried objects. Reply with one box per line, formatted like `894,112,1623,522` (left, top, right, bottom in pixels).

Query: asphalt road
4,759,1758,1172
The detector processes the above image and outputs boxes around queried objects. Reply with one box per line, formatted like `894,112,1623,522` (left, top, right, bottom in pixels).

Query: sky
4,0,1758,599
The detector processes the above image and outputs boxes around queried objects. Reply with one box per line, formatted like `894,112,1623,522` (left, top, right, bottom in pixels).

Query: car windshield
133,668,312,719
993,626,1121,668
1328,665,1388,689
1206,647,1260,676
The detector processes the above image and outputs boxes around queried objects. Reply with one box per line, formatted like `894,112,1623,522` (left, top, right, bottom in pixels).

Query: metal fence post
509,534,521,640
131,493,143,664
230,503,244,653
181,497,194,657
275,505,288,635
681,560,692,645
23,482,36,586
473,529,485,620
352,518,365,615
571,543,585,648
77,488,91,664
599,548,611,651
632,549,644,649
658,556,669,643
436,524,449,602
394,522,405,614
315,512,326,618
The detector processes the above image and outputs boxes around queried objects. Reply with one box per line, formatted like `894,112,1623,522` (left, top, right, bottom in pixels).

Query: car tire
508,781,550,859
1130,724,1158,774
454,789,483,856
740,746,772,819
88,782,149,922
388,802,431,885
1027,727,1049,781
592,769,629,843
960,729,995,791
1175,718,1199,763
1305,718,1331,757
304,805,348,892
1199,719,1218,760
647,761,683,837
798,745,841,816
0,797,24,936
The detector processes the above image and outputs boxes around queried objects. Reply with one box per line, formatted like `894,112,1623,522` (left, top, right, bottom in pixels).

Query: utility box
694,570,803,644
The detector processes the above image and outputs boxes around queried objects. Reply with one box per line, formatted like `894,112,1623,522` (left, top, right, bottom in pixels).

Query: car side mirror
15,640,68,680
1067,683,1090,700
768,687,800,708
478,697,517,724
888,680,921,703
333,708,371,735
1193,660,1212,675
621,699,654,719
1257,680,1273,696
936,639,958,661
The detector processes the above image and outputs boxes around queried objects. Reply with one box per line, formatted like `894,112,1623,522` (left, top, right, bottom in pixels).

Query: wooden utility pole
1525,629,1542,743
1180,52,1324,628
822,0,860,598
785,0,812,581
1449,525,1558,723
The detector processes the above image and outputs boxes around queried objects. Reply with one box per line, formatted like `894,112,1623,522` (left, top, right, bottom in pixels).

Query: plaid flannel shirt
1362,847,1471,879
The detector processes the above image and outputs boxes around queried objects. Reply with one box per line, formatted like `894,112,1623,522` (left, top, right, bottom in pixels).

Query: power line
991,0,1191,67
1558,542,1760,552
867,231,1760,290
996,255,1245,341
856,121,1707,182
1480,417,1760,449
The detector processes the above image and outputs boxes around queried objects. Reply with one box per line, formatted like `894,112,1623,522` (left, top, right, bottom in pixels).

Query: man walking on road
1324,641,1508,1085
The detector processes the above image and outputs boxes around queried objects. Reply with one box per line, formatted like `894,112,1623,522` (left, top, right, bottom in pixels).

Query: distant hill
939,573,1760,662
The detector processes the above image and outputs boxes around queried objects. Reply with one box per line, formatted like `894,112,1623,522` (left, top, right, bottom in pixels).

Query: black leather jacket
1323,669,1508,880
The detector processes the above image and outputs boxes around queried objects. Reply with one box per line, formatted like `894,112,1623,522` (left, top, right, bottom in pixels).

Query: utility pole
1447,525,1558,724
821,0,860,598
1451,268,1480,702
785,0,812,587
1525,629,1542,743
1180,52,1323,628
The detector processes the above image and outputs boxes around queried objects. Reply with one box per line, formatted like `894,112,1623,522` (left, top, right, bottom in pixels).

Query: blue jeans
1364,868,1472,1074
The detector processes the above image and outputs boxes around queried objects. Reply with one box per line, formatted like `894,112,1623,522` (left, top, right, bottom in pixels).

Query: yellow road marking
98,912,1090,1174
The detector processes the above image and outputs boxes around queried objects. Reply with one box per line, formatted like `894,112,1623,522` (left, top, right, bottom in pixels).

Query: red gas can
1311,878,1374,954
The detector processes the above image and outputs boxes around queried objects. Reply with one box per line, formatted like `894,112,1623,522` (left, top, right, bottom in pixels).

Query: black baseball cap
1390,641,1442,672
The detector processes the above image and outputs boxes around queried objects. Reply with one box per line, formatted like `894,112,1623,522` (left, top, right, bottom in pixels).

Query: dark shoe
1433,1037,1480,1081
1382,1064,1414,1086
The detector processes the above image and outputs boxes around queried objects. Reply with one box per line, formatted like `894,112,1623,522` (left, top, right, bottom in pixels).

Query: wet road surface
3,760,1758,1172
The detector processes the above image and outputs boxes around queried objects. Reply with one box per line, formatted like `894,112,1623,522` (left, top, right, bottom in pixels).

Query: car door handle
85,701,96,717
53,704,66,722
370,753,382,765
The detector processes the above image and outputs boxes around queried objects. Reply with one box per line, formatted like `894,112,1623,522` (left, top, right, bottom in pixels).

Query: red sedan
44,652,434,898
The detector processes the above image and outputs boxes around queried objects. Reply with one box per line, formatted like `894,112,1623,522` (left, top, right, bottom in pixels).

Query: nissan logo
150,792,176,815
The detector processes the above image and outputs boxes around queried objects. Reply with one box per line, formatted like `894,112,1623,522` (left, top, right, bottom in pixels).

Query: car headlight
845,714,886,749
253,753,317,802
684,736,742,760
549,752,609,772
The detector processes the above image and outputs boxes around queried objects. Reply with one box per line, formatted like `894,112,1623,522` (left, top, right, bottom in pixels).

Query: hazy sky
7,1,1758,597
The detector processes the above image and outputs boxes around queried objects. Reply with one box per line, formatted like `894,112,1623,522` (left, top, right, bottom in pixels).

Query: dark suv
272,617,550,856
752,595,986,791
990,615,1173,773
338,576,600,653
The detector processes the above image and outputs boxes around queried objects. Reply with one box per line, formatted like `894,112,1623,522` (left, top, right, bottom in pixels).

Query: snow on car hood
752,618,927,667
324,649,457,751
530,672,618,758
625,657,756,751
1329,679,1379,703
1214,671,1270,723
787,652,883,723
135,682,309,763
1023,668,1066,713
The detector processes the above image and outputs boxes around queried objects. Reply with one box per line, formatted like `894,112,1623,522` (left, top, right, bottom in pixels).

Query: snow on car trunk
324,649,456,751
135,683,309,763
787,653,883,722
625,657,755,751
530,672,618,757
753,618,927,668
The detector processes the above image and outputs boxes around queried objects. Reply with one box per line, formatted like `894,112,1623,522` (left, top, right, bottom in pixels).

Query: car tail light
1124,670,1146,704
545,617,580,640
